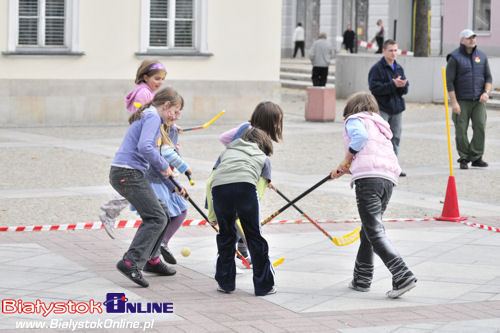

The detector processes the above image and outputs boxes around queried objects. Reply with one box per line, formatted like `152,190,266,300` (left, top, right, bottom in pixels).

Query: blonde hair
343,92,380,120
135,59,167,84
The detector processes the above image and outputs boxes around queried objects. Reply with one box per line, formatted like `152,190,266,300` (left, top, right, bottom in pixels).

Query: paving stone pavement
1,92,500,332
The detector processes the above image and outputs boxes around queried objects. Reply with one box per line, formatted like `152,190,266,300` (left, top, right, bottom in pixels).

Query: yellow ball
181,247,191,257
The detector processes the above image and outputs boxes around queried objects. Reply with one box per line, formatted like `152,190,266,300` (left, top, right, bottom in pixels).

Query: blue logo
104,293,173,314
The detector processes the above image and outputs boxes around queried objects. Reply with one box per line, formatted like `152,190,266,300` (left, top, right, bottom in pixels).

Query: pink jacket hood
125,82,154,114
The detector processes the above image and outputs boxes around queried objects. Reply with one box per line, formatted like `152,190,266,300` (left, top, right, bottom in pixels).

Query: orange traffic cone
435,176,467,222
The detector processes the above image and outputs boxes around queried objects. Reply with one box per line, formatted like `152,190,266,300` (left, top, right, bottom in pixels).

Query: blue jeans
212,182,275,296
109,166,170,269
380,111,402,156
353,178,414,288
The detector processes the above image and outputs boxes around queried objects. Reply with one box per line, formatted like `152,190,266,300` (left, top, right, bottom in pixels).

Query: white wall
0,0,282,82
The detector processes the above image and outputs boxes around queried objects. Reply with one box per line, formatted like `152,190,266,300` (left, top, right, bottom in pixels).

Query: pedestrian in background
371,19,384,54
342,24,356,53
446,29,492,170
293,22,305,58
368,39,408,177
309,33,333,87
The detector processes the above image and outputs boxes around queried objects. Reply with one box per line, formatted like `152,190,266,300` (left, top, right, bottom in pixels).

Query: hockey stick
261,175,332,226
274,188,360,246
182,110,226,132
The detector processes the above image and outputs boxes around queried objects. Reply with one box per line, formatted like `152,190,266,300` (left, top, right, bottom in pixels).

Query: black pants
293,41,305,57
375,36,384,53
312,67,329,86
353,178,414,289
344,44,354,53
212,182,275,296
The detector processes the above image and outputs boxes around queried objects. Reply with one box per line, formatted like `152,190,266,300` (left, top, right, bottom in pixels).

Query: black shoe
116,260,149,287
459,159,469,169
143,261,176,276
399,171,406,177
160,246,177,265
471,158,488,167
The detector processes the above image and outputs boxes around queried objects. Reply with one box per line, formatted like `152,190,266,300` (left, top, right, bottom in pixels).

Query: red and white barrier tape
459,220,500,233
335,36,414,56
0,217,498,233
0,217,442,233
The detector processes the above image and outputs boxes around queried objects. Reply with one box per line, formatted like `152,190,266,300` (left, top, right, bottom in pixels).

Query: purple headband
149,63,166,72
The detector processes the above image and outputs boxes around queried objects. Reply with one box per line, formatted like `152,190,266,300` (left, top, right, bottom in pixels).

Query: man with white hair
309,32,333,86
446,29,493,170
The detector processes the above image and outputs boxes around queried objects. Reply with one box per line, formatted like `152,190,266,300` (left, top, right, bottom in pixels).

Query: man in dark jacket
368,39,408,176
446,29,492,170
342,24,355,53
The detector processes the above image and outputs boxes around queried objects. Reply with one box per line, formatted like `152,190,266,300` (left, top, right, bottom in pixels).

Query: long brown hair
249,101,283,142
135,59,167,84
343,92,379,120
240,127,273,156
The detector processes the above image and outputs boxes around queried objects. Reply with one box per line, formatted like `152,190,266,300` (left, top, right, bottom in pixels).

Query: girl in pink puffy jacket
331,92,416,299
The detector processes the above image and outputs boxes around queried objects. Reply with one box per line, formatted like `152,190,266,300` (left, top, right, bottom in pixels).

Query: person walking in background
331,92,417,299
371,19,384,54
342,24,356,53
293,22,305,58
309,33,333,87
368,39,408,177
446,29,492,170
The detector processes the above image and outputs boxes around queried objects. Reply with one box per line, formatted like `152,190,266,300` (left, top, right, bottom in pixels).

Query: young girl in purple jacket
331,92,416,298
110,87,186,288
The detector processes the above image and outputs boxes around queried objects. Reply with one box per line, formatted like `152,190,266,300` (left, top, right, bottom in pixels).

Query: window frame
470,0,491,36
5,0,81,55
138,0,211,57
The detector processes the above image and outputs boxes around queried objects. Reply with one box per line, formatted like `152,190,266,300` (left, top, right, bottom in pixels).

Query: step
280,79,335,90
280,65,336,74
490,90,500,98
486,99,500,110
280,72,335,84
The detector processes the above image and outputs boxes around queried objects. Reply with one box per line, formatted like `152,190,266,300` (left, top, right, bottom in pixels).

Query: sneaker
399,171,407,177
348,280,370,292
471,158,488,167
100,213,116,239
160,246,177,265
116,260,149,287
217,285,233,294
257,286,277,296
235,266,244,274
459,159,469,170
386,278,417,299
143,261,176,276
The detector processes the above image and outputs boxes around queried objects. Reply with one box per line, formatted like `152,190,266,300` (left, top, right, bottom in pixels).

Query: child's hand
330,167,344,179
185,168,192,176
175,185,189,199
176,125,184,134
209,220,218,227
267,182,276,191
176,143,181,150
161,168,174,178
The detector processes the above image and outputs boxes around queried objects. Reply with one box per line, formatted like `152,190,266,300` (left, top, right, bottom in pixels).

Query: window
140,0,209,56
473,0,491,32
6,0,80,54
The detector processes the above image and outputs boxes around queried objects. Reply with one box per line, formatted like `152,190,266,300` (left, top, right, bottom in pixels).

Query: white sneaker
386,279,417,299
235,266,244,274
100,213,116,239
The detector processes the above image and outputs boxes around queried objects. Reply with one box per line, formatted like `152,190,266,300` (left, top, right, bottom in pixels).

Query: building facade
0,0,282,125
